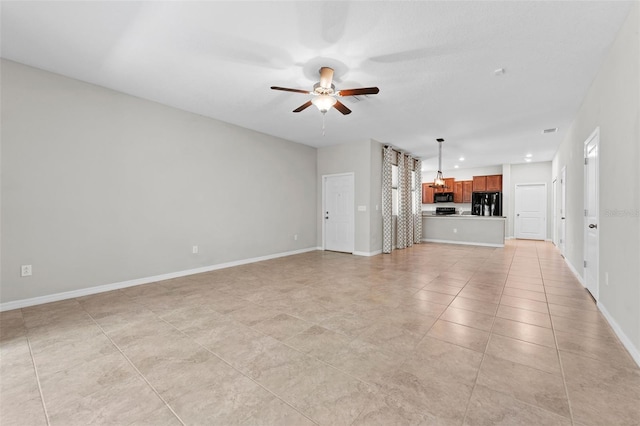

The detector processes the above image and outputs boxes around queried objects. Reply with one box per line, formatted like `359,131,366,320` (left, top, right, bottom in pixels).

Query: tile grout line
23,315,52,426
538,243,577,426
121,309,321,426
80,310,188,426
461,245,516,424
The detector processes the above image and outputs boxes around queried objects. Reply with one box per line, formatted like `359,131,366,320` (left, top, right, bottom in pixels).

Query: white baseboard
559,254,639,368
353,250,382,257
564,258,585,287
598,302,640,368
0,247,319,312
421,238,504,248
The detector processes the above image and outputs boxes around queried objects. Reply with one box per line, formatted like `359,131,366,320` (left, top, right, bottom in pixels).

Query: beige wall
316,139,382,255
552,4,639,361
1,60,318,304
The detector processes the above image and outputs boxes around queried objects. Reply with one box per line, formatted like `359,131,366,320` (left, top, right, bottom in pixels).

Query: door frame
560,166,567,257
583,127,600,300
552,177,557,246
514,183,547,240
321,172,355,253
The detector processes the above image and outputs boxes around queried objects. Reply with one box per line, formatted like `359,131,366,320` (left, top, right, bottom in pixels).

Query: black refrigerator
472,192,502,216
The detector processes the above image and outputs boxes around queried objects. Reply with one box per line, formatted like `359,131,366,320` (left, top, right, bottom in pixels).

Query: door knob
588,223,597,229
325,216,329,219
561,217,566,220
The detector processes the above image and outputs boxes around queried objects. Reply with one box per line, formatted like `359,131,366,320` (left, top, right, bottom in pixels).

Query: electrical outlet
294,234,298,241
21,265,32,277
192,246,199,254
605,272,609,286
453,228,457,233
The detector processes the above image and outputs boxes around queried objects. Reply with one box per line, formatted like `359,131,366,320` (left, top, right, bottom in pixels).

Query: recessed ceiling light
526,153,533,158
525,158,532,162
454,165,459,169
459,157,465,161
543,128,558,134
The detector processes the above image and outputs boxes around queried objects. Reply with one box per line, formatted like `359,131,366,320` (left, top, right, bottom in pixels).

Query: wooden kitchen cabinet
435,177,455,193
473,176,487,192
422,183,434,204
486,174,503,191
462,180,473,203
453,181,463,203
473,175,502,192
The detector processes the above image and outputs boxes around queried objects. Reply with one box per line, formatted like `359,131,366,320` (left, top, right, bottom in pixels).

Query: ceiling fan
271,67,379,115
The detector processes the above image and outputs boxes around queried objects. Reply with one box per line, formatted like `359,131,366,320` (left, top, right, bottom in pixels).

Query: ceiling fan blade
333,100,352,115
337,87,380,97
293,100,313,113
319,67,334,89
271,86,311,94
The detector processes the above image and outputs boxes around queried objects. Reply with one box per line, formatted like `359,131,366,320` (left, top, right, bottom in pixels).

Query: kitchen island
422,214,506,247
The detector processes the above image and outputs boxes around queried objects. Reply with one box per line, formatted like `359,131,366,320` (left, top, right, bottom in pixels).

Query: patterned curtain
406,155,415,248
414,159,422,244
382,146,394,253
396,152,407,249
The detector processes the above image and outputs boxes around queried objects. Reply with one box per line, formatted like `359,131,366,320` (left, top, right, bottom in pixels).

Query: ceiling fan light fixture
312,95,337,113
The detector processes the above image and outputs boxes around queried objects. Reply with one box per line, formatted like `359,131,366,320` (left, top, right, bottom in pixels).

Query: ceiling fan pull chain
322,113,326,136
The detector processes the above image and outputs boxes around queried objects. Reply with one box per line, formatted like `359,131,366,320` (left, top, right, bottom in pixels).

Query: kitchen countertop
422,213,506,220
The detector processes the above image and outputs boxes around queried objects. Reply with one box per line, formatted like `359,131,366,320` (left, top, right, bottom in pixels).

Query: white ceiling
1,1,633,171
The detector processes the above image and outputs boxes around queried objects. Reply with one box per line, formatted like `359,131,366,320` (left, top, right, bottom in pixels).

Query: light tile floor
1,241,639,425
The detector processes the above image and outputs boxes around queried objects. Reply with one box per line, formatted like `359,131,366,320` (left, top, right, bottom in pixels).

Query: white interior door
584,129,599,300
323,174,354,253
559,167,567,256
552,177,557,246
515,183,547,240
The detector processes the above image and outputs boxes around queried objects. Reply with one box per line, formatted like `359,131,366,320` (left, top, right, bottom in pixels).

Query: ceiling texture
1,1,634,171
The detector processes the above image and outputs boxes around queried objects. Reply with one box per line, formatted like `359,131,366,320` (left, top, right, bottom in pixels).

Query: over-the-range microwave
434,193,454,203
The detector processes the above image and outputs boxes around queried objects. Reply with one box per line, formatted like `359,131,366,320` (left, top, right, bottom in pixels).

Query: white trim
560,252,638,368
598,302,640,368
559,166,567,257
564,257,586,287
0,247,319,312
552,176,558,246
421,238,504,248
353,250,382,257
583,127,600,301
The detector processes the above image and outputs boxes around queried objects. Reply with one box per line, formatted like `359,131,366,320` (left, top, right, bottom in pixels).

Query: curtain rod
384,145,420,160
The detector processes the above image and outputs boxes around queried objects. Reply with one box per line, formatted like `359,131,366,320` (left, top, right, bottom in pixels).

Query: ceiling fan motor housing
313,82,335,96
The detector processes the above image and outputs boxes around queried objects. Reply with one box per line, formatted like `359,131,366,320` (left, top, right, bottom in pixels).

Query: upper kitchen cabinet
422,183,434,204
453,181,463,203
473,175,502,192
436,178,455,193
473,176,487,192
486,174,502,192
462,180,473,203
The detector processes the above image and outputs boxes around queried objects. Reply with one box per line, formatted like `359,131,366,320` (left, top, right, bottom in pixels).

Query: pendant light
431,138,447,189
